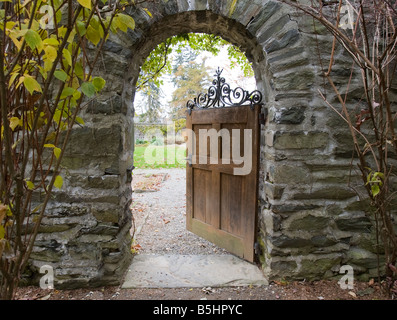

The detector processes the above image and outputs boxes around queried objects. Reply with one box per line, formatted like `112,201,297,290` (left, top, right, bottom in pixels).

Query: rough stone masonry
26,0,397,288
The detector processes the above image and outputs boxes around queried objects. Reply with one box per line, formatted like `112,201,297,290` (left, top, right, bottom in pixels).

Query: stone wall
26,0,394,287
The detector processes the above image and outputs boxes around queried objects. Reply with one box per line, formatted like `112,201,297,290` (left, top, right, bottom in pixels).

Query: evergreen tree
169,58,212,119
138,81,163,123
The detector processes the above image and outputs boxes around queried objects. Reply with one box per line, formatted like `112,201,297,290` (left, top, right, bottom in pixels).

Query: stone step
122,254,268,288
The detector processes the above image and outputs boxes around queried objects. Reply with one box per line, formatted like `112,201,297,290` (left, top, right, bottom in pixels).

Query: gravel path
131,168,227,255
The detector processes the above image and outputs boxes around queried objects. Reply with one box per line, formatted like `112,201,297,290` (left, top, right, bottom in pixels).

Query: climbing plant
0,0,144,300
136,33,254,93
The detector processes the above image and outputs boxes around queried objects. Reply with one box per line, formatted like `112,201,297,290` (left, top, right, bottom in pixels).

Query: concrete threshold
121,254,268,288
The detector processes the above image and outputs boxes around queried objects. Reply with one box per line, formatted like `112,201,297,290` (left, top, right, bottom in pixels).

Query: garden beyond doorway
126,168,267,288
130,168,228,255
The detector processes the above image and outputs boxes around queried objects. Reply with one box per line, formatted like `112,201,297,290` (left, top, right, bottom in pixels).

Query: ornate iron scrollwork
186,67,263,114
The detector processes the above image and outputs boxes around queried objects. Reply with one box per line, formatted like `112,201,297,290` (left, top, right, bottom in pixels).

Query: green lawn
133,145,186,169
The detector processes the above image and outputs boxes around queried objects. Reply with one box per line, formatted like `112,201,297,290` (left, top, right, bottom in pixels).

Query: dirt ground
14,279,391,300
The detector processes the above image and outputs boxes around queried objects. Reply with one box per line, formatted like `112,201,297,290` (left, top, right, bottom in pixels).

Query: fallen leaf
202,287,215,294
274,280,289,286
40,294,51,300
348,291,357,298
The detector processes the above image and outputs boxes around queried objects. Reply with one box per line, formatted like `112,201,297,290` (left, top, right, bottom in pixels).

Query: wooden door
186,104,260,262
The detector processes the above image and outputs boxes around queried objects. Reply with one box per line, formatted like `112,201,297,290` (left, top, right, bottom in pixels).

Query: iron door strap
259,108,268,125
185,154,193,167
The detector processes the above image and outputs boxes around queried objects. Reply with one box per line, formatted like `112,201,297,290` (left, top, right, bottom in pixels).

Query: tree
0,0,142,300
136,33,254,93
137,80,164,123
279,0,397,296
169,56,212,119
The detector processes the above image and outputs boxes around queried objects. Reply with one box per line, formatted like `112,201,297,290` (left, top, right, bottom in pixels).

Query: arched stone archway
29,1,379,288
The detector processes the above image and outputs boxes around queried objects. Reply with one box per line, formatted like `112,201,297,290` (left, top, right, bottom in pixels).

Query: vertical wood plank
242,104,260,261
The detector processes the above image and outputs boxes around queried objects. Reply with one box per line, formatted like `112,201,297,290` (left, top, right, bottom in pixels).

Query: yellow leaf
77,0,91,9
86,25,100,46
53,147,61,159
62,48,72,67
9,117,20,131
54,175,63,189
8,72,19,88
45,132,56,142
44,59,53,72
75,116,85,125
118,14,135,30
23,75,42,94
43,38,59,46
25,29,43,52
143,8,152,18
43,45,57,62
25,180,35,190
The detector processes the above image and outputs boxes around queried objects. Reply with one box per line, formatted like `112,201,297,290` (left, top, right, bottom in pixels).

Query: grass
133,144,186,169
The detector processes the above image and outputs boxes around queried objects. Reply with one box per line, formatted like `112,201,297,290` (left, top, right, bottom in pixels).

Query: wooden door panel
191,107,248,124
220,173,243,236
186,104,260,262
192,168,210,223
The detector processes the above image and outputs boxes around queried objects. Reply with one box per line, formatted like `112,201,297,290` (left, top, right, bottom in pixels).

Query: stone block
344,199,372,212
264,182,285,199
92,205,120,223
274,106,306,124
38,223,77,233
53,188,121,204
272,203,320,214
272,164,309,184
87,95,122,114
335,216,372,233
84,223,120,236
274,131,329,150
68,244,100,261
270,260,298,274
270,234,312,248
300,255,342,279
266,29,301,54
86,175,121,189
345,247,379,269
273,69,315,91
247,1,282,35
310,235,337,247
292,186,356,200
257,15,291,44
76,234,114,243
65,125,123,157
288,215,330,231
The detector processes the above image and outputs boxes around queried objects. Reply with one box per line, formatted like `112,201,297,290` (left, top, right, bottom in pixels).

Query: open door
186,103,260,262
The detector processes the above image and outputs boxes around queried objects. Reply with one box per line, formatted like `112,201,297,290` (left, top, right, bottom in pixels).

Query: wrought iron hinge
184,154,193,167
259,108,268,125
